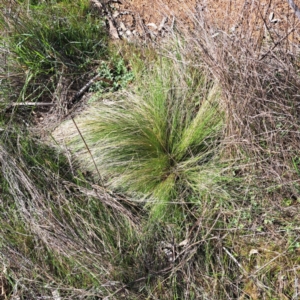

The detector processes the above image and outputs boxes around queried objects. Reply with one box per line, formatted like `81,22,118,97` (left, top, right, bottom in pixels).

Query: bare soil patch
104,0,300,43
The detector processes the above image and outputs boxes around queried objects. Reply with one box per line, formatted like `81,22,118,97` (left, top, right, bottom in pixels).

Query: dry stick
259,26,296,61
4,102,53,112
223,247,248,276
70,74,100,104
71,116,104,186
69,120,141,229
253,252,284,275
294,277,299,299
8,102,53,107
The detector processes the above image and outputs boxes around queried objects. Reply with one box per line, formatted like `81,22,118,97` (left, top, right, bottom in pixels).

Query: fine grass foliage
54,56,226,219
0,0,108,104
0,125,140,299
7,0,106,71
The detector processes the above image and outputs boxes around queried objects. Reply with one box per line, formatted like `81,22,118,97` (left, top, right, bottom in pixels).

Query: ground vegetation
0,1,299,299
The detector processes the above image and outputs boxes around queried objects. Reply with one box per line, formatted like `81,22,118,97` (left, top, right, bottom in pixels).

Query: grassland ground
0,0,299,299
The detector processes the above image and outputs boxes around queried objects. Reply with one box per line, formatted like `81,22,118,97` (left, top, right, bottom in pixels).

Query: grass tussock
53,54,228,219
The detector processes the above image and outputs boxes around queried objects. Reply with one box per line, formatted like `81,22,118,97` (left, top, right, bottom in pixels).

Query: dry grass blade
186,0,300,196
0,130,141,298
71,116,104,185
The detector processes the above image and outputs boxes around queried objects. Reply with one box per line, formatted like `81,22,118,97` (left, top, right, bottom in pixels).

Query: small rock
113,11,119,18
108,19,119,39
119,21,126,31
158,16,168,31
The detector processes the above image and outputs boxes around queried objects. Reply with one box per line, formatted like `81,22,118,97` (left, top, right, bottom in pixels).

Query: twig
5,102,53,109
259,26,297,61
71,116,104,185
223,247,248,275
253,252,285,275
4,101,53,114
69,74,100,104
294,276,299,299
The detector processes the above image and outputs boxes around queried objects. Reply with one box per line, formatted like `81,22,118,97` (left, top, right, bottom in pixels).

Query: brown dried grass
181,0,300,201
